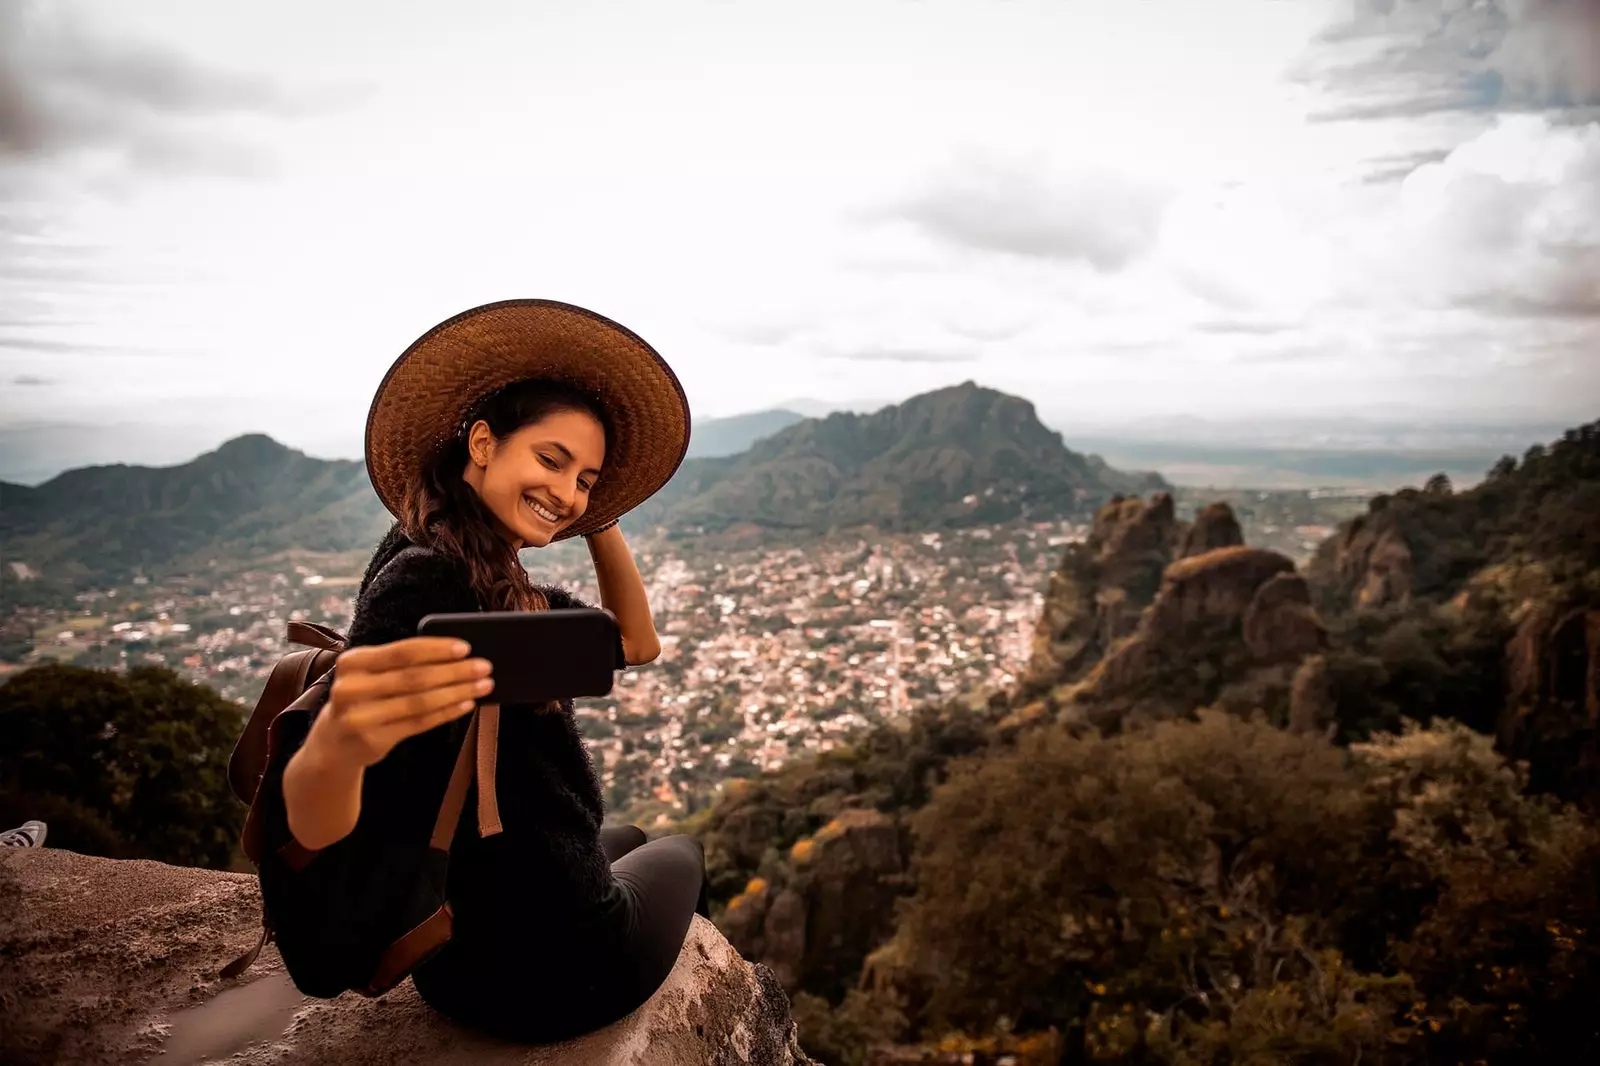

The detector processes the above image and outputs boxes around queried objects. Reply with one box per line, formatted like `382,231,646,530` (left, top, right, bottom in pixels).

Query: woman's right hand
305,637,494,772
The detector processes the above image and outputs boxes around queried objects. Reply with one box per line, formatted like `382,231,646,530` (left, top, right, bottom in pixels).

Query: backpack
220,620,481,997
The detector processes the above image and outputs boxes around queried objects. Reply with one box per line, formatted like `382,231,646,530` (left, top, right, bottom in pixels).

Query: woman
255,299,704,1043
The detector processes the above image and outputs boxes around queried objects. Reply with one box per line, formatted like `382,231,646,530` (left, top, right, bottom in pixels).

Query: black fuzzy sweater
257,526,627,1010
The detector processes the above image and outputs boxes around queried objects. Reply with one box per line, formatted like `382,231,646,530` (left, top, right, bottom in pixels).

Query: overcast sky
1,0,1597,481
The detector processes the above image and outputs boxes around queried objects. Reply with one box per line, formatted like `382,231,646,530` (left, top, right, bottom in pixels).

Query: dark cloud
0,1,325,169
0,330,195,356
10,374,52,386
0,334,110,353
886,159,1169,271
1360,147,1453,183
1463,287,1600,319
1304,0,1600,120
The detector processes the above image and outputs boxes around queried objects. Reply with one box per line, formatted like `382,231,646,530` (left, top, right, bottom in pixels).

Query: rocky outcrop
720,808,904,1001
1288,654,1337,735
0,848,815,1066
1147,547,1297,636
1310,514,1414,610
1094,492,1181,595
1243,571,1327,662
1021,495,1334,730
1177,502,1244,559
1503,605,1600,793
1507,605,1600,727
1065,546,1326,725
1018,494,1182,697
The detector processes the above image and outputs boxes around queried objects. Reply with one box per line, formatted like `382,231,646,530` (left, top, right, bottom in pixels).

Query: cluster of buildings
1,491,1361,822
2,525,1082,819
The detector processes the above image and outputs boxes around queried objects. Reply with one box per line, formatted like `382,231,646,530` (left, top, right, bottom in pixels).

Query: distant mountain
636,382,1168,533
686,409,806,459
0,386,1168,591
0,435,389,590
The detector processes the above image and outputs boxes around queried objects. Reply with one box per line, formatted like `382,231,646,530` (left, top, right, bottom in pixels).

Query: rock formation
0,848,815,1066
1017,493,1182,699
1063,545,1327,726
1016,495,1332,730
1503,604,1600,792
1242,571,1327,662
720,808,904,1000
1146,546,1297,636
1288,654,1337,735
1176,502,1244,559
1310,514,1415,609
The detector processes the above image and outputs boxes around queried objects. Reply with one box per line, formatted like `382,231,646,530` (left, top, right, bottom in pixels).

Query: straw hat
364,299,691,540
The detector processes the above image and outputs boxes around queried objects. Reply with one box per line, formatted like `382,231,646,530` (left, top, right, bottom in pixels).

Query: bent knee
615,833,705,882
657,833,704,863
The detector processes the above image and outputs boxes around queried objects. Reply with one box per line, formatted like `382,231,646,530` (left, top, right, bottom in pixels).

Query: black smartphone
416,608,623,705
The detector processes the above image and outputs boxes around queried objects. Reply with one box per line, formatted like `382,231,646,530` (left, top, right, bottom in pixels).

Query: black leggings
598,816,710,915
523,826,708,1039
415,827,709,1043
599,824,711,952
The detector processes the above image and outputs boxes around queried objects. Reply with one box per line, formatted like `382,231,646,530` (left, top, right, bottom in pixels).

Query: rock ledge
0,848,814,1065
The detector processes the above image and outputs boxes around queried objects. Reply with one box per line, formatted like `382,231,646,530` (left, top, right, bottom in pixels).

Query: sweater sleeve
254,547,476,996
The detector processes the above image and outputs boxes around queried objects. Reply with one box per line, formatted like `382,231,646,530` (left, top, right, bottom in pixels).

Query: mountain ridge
1,383,1164,591
638,381,1167,533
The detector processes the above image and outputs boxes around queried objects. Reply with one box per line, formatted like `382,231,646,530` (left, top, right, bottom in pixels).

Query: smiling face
462,406,608,548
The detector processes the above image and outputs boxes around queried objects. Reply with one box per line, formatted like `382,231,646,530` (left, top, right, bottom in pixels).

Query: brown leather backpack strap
475,703,503,837
287,620,346,652
239,673,335,866
220,918,272,980
431,712,478,851
364,904,454,997
228,648,321,805
360,718,480,997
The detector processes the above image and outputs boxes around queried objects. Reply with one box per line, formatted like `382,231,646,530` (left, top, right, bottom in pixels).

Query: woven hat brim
364,299,690,540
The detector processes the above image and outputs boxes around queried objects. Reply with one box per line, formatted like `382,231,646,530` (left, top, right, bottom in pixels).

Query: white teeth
525,497,561,523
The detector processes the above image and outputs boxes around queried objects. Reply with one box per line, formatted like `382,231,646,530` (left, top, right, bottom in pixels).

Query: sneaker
0,821,47,848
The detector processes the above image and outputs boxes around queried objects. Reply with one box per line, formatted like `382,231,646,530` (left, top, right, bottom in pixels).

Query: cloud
820,347,976,365
1359,148,1454,183
0,1,339,171
1495,0,1600,107
10,374,51,386
0,334,138,353
1351,116,1600,315
1195,319,1302,336
883,155,1170,271
1151,115,1599,322
705,318,811,347
1305,0,1600,120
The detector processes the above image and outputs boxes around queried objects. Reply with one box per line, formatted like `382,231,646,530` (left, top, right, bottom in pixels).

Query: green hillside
638,381,1167,533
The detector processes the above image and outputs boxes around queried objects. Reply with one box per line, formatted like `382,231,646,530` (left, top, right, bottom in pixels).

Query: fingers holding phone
308,637,493,771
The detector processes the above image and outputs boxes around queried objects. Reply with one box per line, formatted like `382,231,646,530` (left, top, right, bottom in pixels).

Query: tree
876,712,1387,1059
0,663,245,868
868,712,1600,1065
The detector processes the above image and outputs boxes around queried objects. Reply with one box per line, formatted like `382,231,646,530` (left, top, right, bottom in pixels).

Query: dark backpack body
222,621,475,997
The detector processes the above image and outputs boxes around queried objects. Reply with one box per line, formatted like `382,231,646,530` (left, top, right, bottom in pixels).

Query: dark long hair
391,378,612,611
